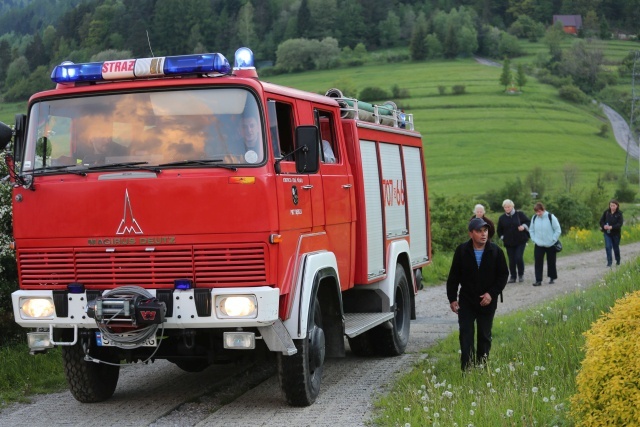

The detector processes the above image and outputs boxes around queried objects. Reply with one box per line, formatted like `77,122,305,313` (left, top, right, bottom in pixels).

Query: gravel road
2,242,638,427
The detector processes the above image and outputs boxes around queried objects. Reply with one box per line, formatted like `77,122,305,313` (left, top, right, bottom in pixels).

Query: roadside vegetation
372,257,640,426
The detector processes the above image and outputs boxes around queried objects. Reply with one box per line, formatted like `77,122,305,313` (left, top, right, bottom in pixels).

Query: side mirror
294,125,319,174
13,114,26,163
0,121,12,151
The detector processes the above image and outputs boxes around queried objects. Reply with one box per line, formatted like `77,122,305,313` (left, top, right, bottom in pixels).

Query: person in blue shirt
528,202,562,286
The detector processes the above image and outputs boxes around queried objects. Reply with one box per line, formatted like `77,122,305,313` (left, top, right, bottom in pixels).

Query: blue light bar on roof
51,53,231,84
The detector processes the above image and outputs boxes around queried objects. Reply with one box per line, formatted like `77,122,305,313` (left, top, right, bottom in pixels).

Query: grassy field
268,58,625,197
0,101,26,126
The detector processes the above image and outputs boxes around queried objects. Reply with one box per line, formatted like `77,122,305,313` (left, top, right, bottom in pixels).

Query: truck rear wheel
278,296,325,406
372,264,411,356
62,342,120,403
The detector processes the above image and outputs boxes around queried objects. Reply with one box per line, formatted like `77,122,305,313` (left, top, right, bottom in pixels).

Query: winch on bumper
12,286,294,354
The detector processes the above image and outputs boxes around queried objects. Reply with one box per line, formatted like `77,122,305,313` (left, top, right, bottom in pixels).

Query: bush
391,85,410,99
546,193,592,231
437,85,447,95
558,84,589,104
614,178,637,202
452,85,466,95
597,123,609,137
571,290,640,426
428,194,474,253
359,86,390,102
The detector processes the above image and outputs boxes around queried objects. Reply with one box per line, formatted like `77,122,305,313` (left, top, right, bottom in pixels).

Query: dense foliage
571,290,640,426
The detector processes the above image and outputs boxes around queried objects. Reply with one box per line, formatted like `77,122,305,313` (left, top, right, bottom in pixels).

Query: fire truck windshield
21,88,265,173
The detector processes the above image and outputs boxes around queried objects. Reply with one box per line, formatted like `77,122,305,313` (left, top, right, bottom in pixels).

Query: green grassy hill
267,59,625,197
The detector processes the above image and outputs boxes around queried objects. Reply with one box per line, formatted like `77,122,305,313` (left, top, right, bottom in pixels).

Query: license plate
95,332,158,347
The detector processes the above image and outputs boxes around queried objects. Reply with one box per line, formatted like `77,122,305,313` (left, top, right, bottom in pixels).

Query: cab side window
268,100,294,159
315,109,338,164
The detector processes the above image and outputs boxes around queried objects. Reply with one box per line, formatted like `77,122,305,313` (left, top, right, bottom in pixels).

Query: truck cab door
268,100,313,232
316,108,353,289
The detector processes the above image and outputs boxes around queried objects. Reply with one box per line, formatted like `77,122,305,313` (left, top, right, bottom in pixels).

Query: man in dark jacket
447,217,509,370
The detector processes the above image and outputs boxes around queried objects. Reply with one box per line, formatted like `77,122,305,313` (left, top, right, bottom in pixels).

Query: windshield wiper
158,159,237,171
32,164,87,176
86,162,161,174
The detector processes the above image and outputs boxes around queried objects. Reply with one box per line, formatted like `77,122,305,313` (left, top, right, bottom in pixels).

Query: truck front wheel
278,296,325,406
372,264,411,356
62,341,120,403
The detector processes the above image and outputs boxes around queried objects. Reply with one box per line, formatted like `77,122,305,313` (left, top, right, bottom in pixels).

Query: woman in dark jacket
599,199,624,267
497,199,530,283
471,204,495,240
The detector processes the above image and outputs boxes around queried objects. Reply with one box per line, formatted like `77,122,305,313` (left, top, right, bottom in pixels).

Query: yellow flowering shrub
570,290,640,426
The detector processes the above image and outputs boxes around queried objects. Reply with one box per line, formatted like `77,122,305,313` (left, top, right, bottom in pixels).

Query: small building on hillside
553,15,582,34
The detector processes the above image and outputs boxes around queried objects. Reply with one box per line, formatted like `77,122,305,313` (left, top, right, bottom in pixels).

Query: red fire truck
0,48,430,406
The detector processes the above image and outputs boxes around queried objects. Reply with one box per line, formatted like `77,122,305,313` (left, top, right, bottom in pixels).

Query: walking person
497,199,530,283
599,199,624,267
447,218,509,370
529,202,561,286
471,204,495,240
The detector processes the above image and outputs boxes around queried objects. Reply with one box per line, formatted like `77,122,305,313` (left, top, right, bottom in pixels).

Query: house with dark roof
553,15,582,34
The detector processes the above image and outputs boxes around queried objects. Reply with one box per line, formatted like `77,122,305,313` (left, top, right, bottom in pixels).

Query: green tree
308,0,337,40
409,13,428,60
500,57,512,90
334,0,366,48
378,11,401,49
315,37,341,69
425,34,443,59
297,0,311,38
544,21,565,63
275,38,319,72
443,23,458,59
237,2,258,48
516,63,527,91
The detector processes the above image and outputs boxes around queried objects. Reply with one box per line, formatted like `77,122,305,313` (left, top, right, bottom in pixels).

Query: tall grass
0,345,65,405
373,257,640,426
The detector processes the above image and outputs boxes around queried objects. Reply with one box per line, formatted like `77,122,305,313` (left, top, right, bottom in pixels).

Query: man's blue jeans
604,233,621,266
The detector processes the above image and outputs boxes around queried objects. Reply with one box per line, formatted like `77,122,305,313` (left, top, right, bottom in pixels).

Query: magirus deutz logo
87,189,176,246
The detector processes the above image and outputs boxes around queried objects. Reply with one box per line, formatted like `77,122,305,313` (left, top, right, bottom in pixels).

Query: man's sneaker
533,282,542,286
507,277,516,284
518,276,524,283
549,279,555,284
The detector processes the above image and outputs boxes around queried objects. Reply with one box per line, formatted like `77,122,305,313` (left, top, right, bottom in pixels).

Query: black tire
347,330,376,357
62,342,120,403
415,268,424,290
278,296,325,406
372,264,411,356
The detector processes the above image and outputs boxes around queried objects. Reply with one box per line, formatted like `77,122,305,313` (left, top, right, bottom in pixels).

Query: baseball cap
468,217,488,232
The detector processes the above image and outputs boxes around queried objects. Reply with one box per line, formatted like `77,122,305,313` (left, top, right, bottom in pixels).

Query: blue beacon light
234,47,255,69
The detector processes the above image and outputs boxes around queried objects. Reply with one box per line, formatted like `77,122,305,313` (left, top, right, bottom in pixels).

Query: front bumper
12,286,280,329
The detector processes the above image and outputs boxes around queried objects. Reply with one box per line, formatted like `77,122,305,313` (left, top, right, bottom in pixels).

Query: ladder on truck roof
325,88,414,131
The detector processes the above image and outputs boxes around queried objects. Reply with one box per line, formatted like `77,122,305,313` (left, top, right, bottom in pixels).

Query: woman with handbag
497,199,530,283
599,199,624,267
529,202,562,286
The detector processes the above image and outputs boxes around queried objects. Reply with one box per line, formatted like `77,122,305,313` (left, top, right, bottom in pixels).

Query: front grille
18,244,268,289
